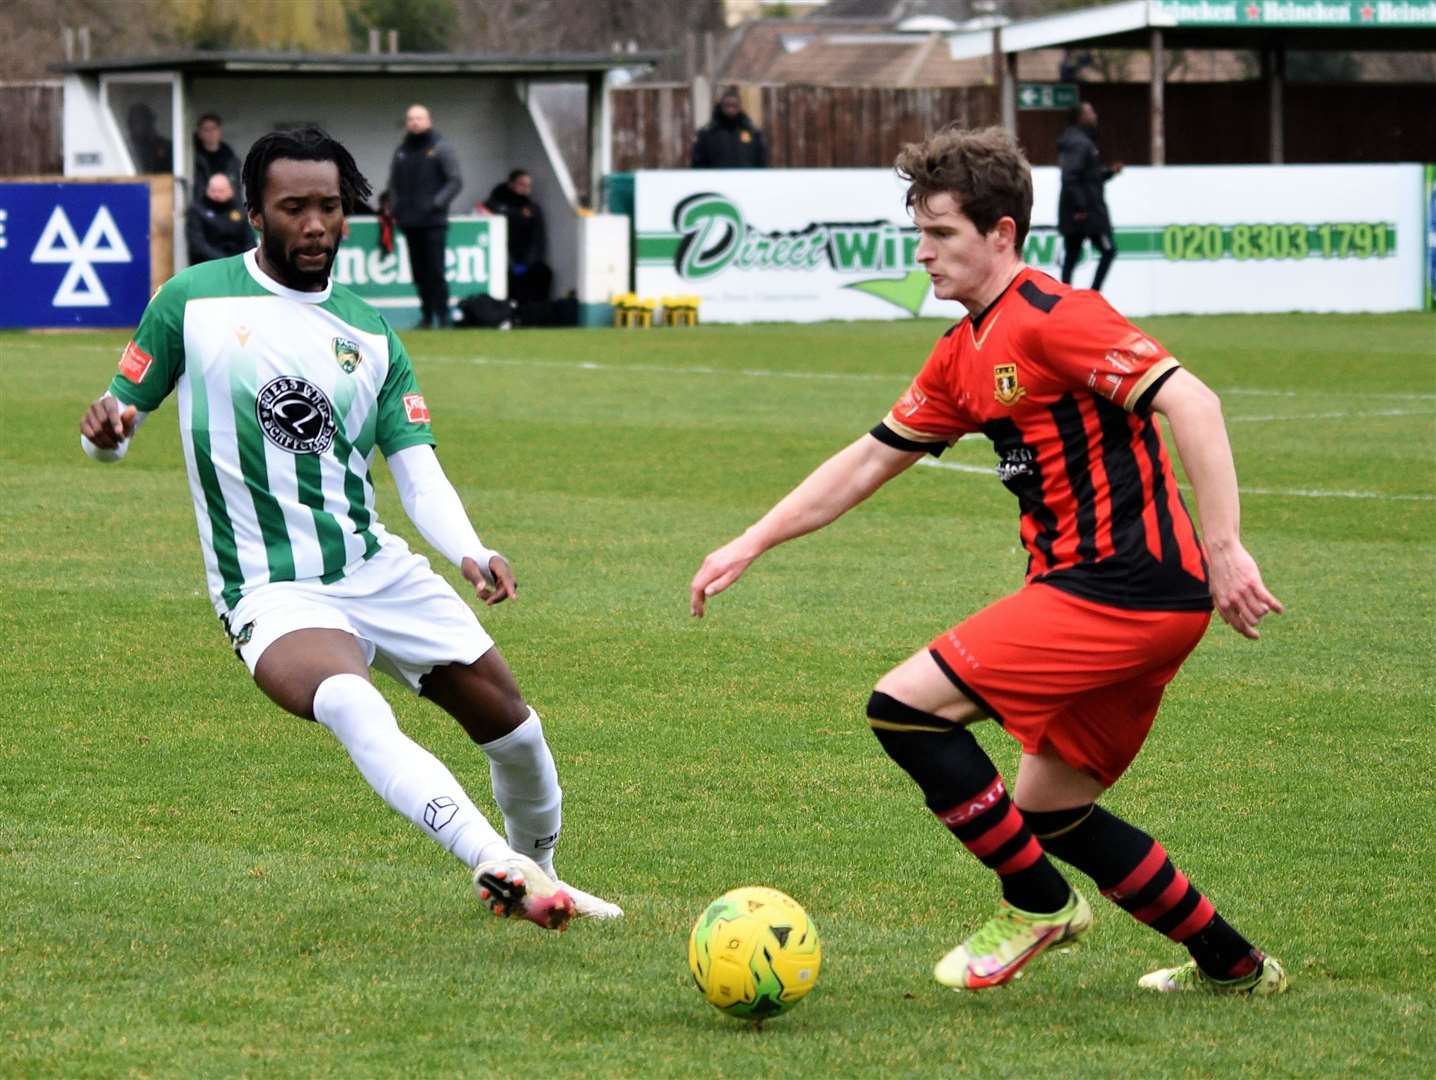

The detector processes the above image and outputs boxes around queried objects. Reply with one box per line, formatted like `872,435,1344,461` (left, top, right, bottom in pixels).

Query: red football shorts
928,584,1211,787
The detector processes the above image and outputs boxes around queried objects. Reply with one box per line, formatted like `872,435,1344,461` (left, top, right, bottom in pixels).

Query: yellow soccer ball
687,886,822,1020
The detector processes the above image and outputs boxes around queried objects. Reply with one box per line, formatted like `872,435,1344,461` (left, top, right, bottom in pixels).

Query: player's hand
1207,541,1284,640
690,539,758,618
1073,210,1087,222
80,396,137,450
462,554,517,606
1111,161,1125,174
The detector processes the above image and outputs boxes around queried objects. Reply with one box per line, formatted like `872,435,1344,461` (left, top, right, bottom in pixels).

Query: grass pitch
2,312,1433,1078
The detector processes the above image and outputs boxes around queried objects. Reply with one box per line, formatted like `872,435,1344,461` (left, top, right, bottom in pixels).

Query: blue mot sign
0,183,151,328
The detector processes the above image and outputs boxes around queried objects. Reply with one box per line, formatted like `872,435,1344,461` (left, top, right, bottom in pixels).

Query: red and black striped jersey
873,266,1211,612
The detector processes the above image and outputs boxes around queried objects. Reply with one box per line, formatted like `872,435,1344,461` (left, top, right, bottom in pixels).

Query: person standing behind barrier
185,173,253,265
482,169,552,305
384,104,463,328
1057,102,1122,292
192,113,242,203
691,89,768,169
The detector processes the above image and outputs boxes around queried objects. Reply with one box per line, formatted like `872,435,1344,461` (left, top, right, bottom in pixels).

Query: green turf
2,312,1433,1078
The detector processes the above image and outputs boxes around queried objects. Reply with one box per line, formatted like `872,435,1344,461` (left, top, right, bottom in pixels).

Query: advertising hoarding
634,165,1427,322
0,182,151,329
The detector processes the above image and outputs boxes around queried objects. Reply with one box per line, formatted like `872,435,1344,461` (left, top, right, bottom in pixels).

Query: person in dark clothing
482,169,552,305
691,89,768,169
126,102,173,175
1057,102,1123,292
185,173,254,265
192,113,243,204
384,104,463,328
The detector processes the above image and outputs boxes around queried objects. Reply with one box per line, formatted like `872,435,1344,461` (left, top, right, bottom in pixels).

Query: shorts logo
993,362,1026,406
403,393,431,423
255,376,336,455
118,340,153,383
333,336,362,374
424,796,459,831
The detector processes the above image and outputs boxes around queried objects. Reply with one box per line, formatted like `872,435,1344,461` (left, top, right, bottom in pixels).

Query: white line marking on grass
1226,409,1435,423
1219,387,1436,402
468,356,902,382
917,458,1434,501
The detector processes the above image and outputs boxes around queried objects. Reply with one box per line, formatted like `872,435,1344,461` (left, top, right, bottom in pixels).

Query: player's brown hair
895,126,1032,248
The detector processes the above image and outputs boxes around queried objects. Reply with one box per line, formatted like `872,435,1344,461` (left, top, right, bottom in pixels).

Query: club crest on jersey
332,336,362,374
255,376,337,455
993,363,1026,406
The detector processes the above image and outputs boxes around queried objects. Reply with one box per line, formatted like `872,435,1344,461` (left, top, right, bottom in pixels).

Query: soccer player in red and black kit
690,127,1288,996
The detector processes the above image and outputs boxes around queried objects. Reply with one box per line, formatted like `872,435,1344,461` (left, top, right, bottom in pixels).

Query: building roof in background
59,50,663,78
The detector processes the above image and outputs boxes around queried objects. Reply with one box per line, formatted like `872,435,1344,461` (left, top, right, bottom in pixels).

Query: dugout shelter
57,49,658,317
946,0,1436,166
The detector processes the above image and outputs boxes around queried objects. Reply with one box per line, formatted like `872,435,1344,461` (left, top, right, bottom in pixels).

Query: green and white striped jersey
109,250,435,616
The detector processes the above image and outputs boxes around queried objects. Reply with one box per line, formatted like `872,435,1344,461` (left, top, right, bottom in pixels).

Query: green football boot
1138,954,1289,996
934,889,1093,990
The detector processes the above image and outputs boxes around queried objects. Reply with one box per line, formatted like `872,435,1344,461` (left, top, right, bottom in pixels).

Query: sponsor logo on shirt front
403,392,431,423
118,340,153,382
993,362,1027,406
255,376,337,455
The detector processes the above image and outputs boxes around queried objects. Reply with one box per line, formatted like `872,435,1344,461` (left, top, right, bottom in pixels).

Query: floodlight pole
1149,28,1166,166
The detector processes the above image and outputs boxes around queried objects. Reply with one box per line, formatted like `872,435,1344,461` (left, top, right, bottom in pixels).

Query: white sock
481,708,563,875
313,673,510,870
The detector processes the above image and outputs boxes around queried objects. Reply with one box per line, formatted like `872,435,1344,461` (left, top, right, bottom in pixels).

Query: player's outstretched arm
690,434,922,617
1151,370,1284,640
79,393,143,462
388,444,514,606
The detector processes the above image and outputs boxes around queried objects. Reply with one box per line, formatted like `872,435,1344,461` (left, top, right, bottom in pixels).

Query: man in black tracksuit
1057,102,1123,292
385,104,463,327
691,90,768,169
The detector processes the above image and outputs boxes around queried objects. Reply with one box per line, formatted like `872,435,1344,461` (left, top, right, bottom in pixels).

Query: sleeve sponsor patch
403,393,431,423
118,340,153,383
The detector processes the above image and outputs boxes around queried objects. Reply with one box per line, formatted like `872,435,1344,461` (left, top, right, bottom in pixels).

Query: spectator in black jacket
691,89,768,169
186,173,253,265
1057,102,1123,292
481,169,552,305
192,113,242,204
384,104,463,327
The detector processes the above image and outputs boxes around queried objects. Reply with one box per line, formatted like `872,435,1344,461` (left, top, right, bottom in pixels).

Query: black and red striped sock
867,692,1071,914
932,775,1073,914
1026,804,1260,979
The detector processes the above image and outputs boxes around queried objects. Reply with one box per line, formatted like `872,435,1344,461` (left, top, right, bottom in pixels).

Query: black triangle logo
771,924,791,947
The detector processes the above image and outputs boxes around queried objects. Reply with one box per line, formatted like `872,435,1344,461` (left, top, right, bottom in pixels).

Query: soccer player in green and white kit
79,127,620,930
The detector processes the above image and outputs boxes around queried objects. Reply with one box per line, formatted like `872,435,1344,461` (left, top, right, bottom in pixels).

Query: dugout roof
943,0,1436,164
59,50,665,78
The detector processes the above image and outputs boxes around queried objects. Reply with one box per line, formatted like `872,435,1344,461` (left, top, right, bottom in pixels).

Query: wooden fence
0,82,64,177
613,80,1436,170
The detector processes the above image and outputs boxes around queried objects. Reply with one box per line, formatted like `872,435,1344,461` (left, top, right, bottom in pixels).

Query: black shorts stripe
927,648,1005,725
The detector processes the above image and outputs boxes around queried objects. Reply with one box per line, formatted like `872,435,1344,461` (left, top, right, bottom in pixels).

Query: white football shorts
225,542,494,692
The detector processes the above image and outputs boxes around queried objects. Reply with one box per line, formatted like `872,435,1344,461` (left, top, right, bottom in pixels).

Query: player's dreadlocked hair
895,126,1033,248
242,126,372,216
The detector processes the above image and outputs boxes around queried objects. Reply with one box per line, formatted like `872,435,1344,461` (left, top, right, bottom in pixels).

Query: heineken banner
332,215,506,329
1149,0,1436,26
633,165,1428,322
